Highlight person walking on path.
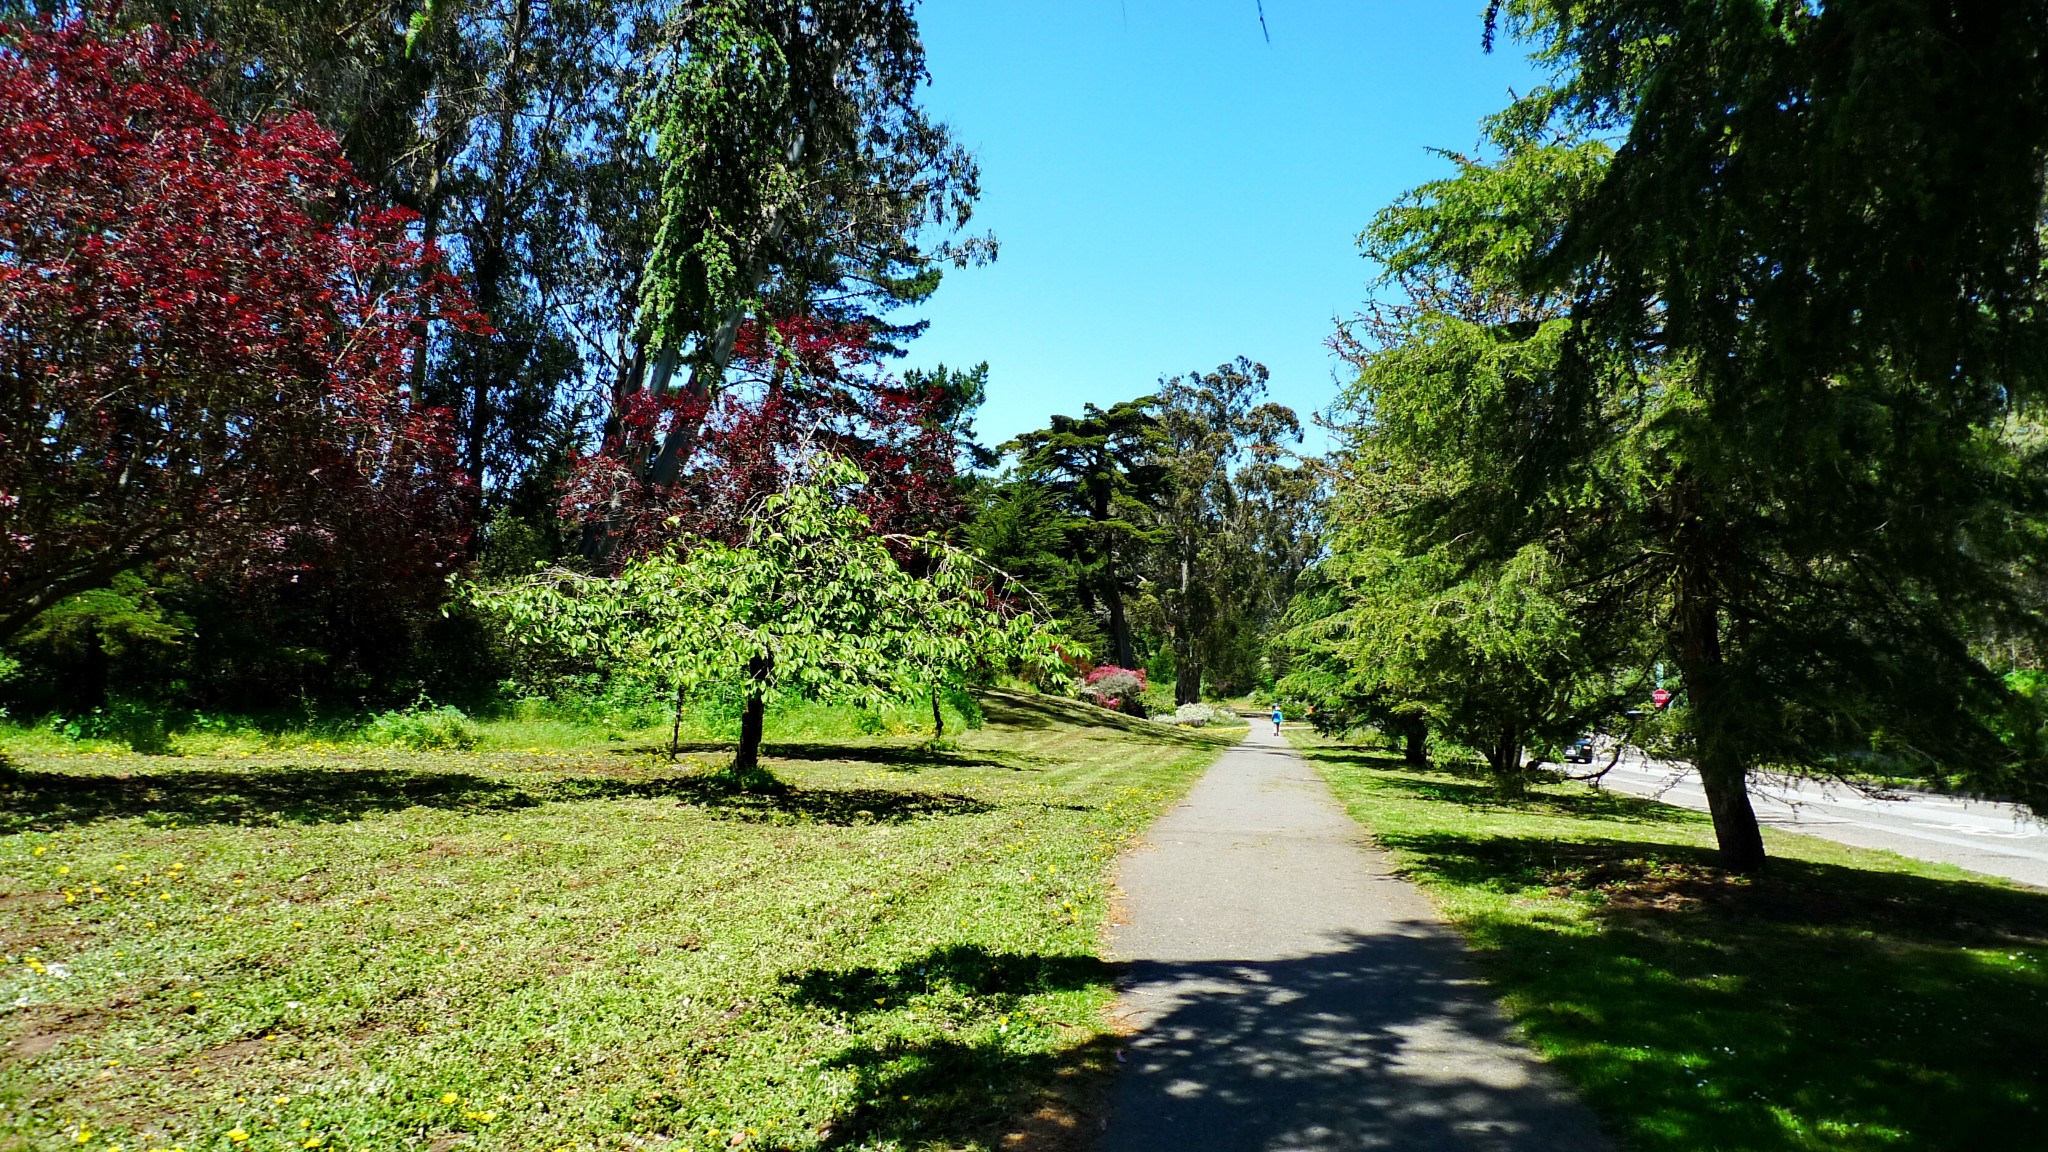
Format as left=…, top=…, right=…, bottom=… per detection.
left=1101, top=724, right=1609, bottom=1151
left=1270, top=703, right=1283, bottom=736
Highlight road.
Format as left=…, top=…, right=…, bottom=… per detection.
left=1590, top=755, right=2048, bottom=888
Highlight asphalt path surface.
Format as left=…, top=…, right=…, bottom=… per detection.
left=1591, top=755, right=2048, bottom=889
left=1100, top=727, right=1609, bottom=1152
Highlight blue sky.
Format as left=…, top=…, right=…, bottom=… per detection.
left=902, top=1, right=1544, bottom=455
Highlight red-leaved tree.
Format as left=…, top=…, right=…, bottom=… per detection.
left=0, top=14, right=479, bottom=640
left=564, top=316, right=963, bottom=564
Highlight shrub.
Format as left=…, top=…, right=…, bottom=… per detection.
left=1169, top=702, right=1234, bottom=727
left=53, top=698, right=172, bottom=754
left=1079, top=666, right=1149, bottom=717
left=363, top=704, right=479, bottom=751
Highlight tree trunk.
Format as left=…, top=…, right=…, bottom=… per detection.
left=735, top=690, right=766, bottom=775
left=1488, top=724, right=1524, bottom=796
left=1103, top=564, right=1136, bottom=670
left=1402, top=719, right=1427, bottom=768
left=1674, top=491, right=1767, bottom=872
left=1174, top=551, right=1199, bottom=705
left=931, top=685, right=945, bottom=739
left=669, top=682, right=685, bottom=760
left=733, top=653, right=772, bottom=780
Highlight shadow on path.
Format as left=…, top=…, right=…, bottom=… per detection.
left=1105, top=929, right=1606, bottom=1152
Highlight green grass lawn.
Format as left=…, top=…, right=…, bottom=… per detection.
left=1292, top=735, right=2048, bottom=1152
left=0, top=692, right=1235, bottom=1152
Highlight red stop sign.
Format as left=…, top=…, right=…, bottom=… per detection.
left=1651, top=688, right=1673, bottom=708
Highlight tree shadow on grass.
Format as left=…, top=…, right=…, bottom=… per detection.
left=976, top=691, right=1230, bottom=747
left=1382, top=829, right=2048, bottom=1152
left=783, top=944, right=1110, bottom=1013
left=773, top=944, right=1118, bottom=1150
left=0, top=764, right=991, bottom=834
left=813, top=1033, right=1119, bottom=1151
left=604, top=740, right=1042, bottom=772
left=1313, top=745, right=1698, bottom=827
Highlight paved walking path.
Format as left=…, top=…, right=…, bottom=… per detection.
left=1100, top=727, right=1609, bottom=1152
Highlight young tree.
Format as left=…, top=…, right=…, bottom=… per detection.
left=0, top=15, right=473, bottom=642
left=469, top=459, right=1068, bottom=778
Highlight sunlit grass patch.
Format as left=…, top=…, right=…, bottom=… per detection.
left=1294, top=733, right=2048, bottom=1152
left=0, top=692, right=1231, bottom=1151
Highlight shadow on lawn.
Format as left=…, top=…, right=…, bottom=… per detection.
left=785, top=944, right=1111, bottom=1012
left=1384, top=828, right=2048, bottom=1152
left=604, top=740, right=1039, bottom=772
left=0, top=764, right=990, bottom=833
left=774, top=944, right=1117, bottom=1150
left=1314, top=746, right=1698, bottom=826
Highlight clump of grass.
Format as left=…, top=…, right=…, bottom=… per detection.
left=1293, top=733, right=2048, bottom=1152
left=360, top=703, right=481, bottom=751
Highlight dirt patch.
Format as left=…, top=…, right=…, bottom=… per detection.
left=2, top=1005, right=99, bottom=1061
left=998, top=1036, right=1121, bottom=1152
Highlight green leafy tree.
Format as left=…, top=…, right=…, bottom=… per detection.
left=1005, top=400, right=1166, bottom=670
left=1328, top=2, right=2048, bottom=867
left=468, top=459, right=1068, bottom=779
left=1455, top=1, right=2048, bottom=868
left=1152, top=358, right=1318, bottom=703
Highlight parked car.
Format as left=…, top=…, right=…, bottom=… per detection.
left=1564, top=736, right=1595, bottom=763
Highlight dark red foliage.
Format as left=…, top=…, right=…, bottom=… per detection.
left=0, top=14, right=480, bottom=638
left=564, top=316, right=963, bottom=562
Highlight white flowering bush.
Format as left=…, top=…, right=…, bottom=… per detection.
left=1169, top=702, right=1234, bottom=727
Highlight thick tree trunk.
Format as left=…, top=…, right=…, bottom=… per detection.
left=1103, top=563, right=1136, bottom=671
left=1174, top=642, right=1200, bottom=706
left=1487, top=724, right=1523, bottom=796
left=1675, top=500, right=1767, bottom=872
left=1402, top=719, right=1427, bottom=768
left=734, top=690, right=766, bottom=774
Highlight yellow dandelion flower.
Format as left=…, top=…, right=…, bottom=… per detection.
left=440, top=1093, right=458, bottom=1105
left=32, top=846, right=45, bottom=856
left=303, top=1139, right=324, bottom=1149
left=72, top=1130, right=92, bottom=1144
left=227, top=1131, right=249, bottom=1144
left=273, top=1096, right=289, bottom=1105
left=114, top=864, right=126, bottom=872
left=58, top=866, right=70, bottom=875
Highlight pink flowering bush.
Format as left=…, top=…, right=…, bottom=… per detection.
left=1079, top=666, right=1149, bottom=717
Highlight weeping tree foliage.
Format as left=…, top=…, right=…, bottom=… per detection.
left=466, top=459, right=1070, bottom=779
left=628, top=0, right=986, bottom=481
